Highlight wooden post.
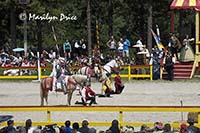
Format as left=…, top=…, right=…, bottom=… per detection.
left=119, top=111, right=123, bottom=133
left=170, top=10, right=175, bottom=33
left=190, top=11, right=200, bottom=78
left=196, top=11, right=199, bottom=55
left=47, top=110, right=51, bottom=124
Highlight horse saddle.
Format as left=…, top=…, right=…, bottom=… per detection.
left=54, top=78, right=65, bottom=92
left=43, top=77, right=53, bottom=91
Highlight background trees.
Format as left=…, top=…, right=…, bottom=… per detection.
left=0, top=0, right=195, bottom=55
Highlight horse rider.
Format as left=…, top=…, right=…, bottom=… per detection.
left=52, top=57, right=69, bottom=94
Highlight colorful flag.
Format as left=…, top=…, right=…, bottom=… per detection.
left=151, top=29, right=164, bottom=50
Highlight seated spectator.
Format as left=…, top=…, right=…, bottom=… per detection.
left=137, top=124, right=149, bottom=133
left=107, top=119, right=120, bottom=133
left=180, top=123, right=187, bottom=133
left=162, top=123, right=174, bottom=133
left=21, top=57, right=30, bottom=75
left=78, top=120, right=89, bottom=133
left=16, top=125, right=26, bottom=132
left=88, top=127, right=97, bottom=133
left=187, top=118, right=200, bottom=133
left=71, top=122, right=80, bottom=133
left=123, top=125, right=134, bottom=133
left=0, top=119, right=16, bottom=133
left=2, top=58, right=13, bottom=67
left=152, top=122, right=163, bottom=133
left=25, top=119, right=35, bottom=133
left=65, top=120, right=72, bottom=133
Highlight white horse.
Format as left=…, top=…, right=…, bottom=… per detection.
left=77, top=63, right=102, bottom=82
left=99, top=59, right=121, bottom=81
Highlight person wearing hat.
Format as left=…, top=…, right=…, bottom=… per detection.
left=101, top=73, right=114, bottom=97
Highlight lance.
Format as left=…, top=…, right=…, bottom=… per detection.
left=51, top=26, right=60, bottom=57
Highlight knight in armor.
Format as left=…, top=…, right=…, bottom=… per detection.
left=52, top=57, right=69, bottom=94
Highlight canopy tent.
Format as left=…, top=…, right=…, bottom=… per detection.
left=170, top=0, right=200, bottom=32
left=170, top=0, right=200, bottom=10
left=170, top=0, right=200, bottom=78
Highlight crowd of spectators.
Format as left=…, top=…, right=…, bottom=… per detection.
left=0, top=32, right=195, bottom=80
left=0, top=118, right=199, bottom=133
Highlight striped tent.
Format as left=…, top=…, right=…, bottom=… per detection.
left=170, top=0, right=200, bottom=32
left=170, top=0, right=200, bottom=10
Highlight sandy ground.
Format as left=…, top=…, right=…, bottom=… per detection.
left=0, top=78, right=200, bottom=131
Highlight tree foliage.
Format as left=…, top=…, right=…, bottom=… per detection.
left=0, top=0, right=196, bottom=53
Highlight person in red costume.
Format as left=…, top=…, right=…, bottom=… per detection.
left=114, top=72, right=124, bottom=94
left=80, top=82, right=97, bottom=106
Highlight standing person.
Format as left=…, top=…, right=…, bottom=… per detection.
left=63, top=39, right=72, bottom=60
left=180, top=34, right=189, bottom=62
left=65, top=120, right=72, bottom=133
left=117, top=38, right=124, bottom=57
left=136, top=37, right=144, bottom=52
left=106, top=35, right=117, bottom=57
left=114, top=72, right=124, bottom=94
left=169, top=33, right=179, bottom=61
left=101, top=73, right=114, bottom=97
left=80, top=38, right=87, bottom=56
left=163, top=51, right=175, bottom=81
left=74, top=39, right=81, bottom=57
left=123, top=36, right=131, bottom=58
left=80, top=82, right=97, bottom=106
left=180, top=34, right=194, bottom=62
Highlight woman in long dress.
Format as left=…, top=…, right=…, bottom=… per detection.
left=180, top=34, right=195, bottom=62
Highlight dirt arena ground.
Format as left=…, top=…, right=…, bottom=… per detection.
left=0, top=78, right=200, bottom=131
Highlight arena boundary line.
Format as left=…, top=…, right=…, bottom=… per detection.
left=0, top=105, right=199, bottom=130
